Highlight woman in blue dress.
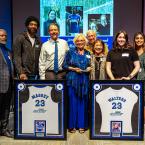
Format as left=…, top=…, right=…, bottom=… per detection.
left=63, top=34, right=91, bottom=133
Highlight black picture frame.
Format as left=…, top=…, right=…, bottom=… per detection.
left=14, top=80, right=66, bottom=140
left=90, top=80, right=144, bottom=140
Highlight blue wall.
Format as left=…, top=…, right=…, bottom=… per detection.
left=0, top=0, right=12, bottom=49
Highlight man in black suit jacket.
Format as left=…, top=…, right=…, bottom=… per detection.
left=0, top=29, right=13, bottom=137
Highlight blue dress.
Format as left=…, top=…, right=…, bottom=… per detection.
left=63, top=49, right=91, bottom=129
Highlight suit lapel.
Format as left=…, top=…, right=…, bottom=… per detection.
left=0, top=48, right=14, bottom=75
left=0, top=48, right=7, bottom=64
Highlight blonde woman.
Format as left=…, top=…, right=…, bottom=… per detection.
left=63, top=34, right=91, bottom=133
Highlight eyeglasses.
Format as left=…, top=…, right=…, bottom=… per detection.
left=0, top=35, right=7, bottom=37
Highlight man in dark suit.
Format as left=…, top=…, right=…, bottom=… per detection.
left=13, top=16, right=42, bottom=80
left=0, top=29, right=13, bottom=137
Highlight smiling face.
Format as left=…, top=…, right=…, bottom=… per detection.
left=27, top=21, right=38, bottom=35
left=94, top=41, right=104, bottom=55
left=86, top=31, right=96, bottom=44
left=48, top=10, right=56, bottom=20
left=134, top=34, right=145, bottom=47
left=49, top=24, right=59, bottom=40
left=0, top=29, right=7, bottom=44
left=116, top=32, right=126, bottom=47
left=75, top=36, right=86, bottom=50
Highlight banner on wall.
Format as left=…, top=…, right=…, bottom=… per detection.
left=90, top=80, right=144, bottom=140
left=15, top=80, right=66, bottom=140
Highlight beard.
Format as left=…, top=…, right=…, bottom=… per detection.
left=0, top=40, right=6, bottom=44
left=27, top=27, right=37, bottom=35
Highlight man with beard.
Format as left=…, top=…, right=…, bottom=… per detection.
left=39, top=23, right=69, bottom=80
left=13, top=16, right=42, bottom=80
left=0, top=29, right=13, bottom=137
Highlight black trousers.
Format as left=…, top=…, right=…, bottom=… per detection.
left=0, top=84, right=12, bottom=121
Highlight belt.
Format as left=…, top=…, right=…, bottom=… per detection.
left=46, top=70, right=66, bottom=74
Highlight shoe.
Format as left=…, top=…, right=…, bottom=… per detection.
left=1, top=129, right=14, bottom=138
left=69, top=128, right=76, bottom=133
left=79, top=128, right=85, bottom=134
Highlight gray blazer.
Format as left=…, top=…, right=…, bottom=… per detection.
left=0, top=47, right=13, bottom=93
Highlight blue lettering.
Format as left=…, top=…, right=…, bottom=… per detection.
left=108, top=96, right=126, bottom=102
left=31, top=93, right=49, bottom=99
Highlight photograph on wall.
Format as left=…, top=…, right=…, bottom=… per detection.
left=88, top=14, right=110, bottom=36
left=90, top=81, right=144, bottom=140
left=65, top=6, right=83, bottom=36
left=42, top=6, right=60, bottom=36
left=15, top=80, right=66, bottom=139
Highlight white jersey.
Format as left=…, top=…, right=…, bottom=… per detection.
left=96, top=87, right=138, bottom=133
left=22, top=86, right=59, bottom=134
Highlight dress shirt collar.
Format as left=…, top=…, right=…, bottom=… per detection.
left=49, top=38, right=60, bottom=43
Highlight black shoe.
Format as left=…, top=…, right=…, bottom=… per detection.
left=1, top=129, right=14, bottom=138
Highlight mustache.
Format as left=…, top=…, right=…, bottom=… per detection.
left=51, top=32, right=58, bottom=35
left=27, top=28, right=37, bottom=33
left=0, top=40, right=7, bottom=44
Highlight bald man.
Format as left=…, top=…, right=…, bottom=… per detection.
left=0, top=29, right=13, bottom=137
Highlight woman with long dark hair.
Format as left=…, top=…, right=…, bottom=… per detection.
left=106, top=30, right=140, bottom=80
left=43, top=9, right=60, bottom=36
left=134, top=32, right=145, bottom=80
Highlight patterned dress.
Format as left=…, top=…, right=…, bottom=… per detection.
left=63, top=48, right=91, bottom=129
left=137, top=53, right=145, bottom=80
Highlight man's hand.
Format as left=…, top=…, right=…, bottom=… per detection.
left=19, top=74, right=28, bottom=80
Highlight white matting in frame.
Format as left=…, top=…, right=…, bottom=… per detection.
left=15, top=80, right=66, bottom=140
left=90, top=80, right=144, bottom=140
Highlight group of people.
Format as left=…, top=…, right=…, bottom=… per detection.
left=0, top=15, right=145, bottom=137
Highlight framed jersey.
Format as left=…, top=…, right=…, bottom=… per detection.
left=14, top=80, right=66, bottom=140
left=90, top=80, right=144, bottom=140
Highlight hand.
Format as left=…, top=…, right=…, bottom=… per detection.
left=19, top=74, right=28, bottom=80
left=74, top=67, right=82, bottom=73
left=121, top=77, right=130, bottom=80
left=86, top=67, right=92, bottom=72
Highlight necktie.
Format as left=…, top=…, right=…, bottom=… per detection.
left=54, top=41, right=59, bottom=73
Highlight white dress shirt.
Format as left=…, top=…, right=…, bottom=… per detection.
left=39, top=38, right=69, bottom=80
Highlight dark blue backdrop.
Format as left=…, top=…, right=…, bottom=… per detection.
left=0, top=0, right=12, bottom=49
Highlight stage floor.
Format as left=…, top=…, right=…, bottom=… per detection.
left=0, top=130, right=144, bottom=145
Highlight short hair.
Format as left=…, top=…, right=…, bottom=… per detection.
left=73, top=33, right=87, bottom=44
left=86, top=30, right=96, bottom=38
left=0, top=29, right=7, bottom=34
left=25, top=16, right=40, bottom=28
left=48, top=23, right=59, bottom=31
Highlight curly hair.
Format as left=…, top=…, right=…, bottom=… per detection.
left=25, top=16, right=40, bottom=28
